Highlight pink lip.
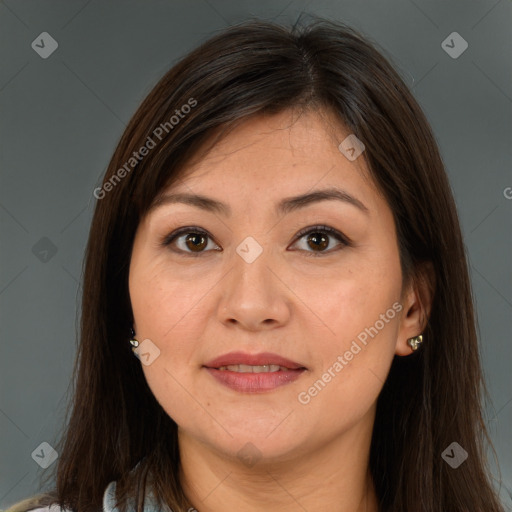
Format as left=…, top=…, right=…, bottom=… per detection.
left=203, top=352, right=307, bottom=393
left=204, top=351, right=305, bottom=369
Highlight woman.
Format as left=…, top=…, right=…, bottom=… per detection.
left=8, top=17, right=505, bottom=512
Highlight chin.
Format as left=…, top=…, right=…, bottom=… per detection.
left=193, top=422, right=312, bottom=466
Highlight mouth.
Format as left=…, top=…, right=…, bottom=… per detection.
left=203, top=352, right=307, bottom=392
left=216, top=364, right=296, bottom=373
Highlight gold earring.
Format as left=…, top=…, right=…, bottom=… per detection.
left=407, top=334, right=423, bottom=351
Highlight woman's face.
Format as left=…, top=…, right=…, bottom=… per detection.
left=129, top=109, right=417, bottom=463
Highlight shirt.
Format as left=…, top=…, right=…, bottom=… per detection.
left=27, top=479, right=174, bottom=512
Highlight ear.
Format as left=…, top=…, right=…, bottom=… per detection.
left=395, top=261, right=436, bottom=356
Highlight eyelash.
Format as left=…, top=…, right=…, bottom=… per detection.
left=160, top=225, right=351, bottom=258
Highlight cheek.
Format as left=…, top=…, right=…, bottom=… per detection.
left=294, top=255, right=401, bottom=348
left=130, top=258, right=206, bottom=334
left=130, top=261, right=214, bottom=426
left=129, top=257, right=222, bottom=390
left=292, top=257, right=401, bottom=413
left=295, top=308, right=398, bottom=433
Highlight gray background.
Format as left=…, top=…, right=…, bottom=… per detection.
left=0, top=0, right=511, bottom=509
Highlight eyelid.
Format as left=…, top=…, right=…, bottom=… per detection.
left=161, top=224, right=351, bottom=255
left=289, top=224, right=351, bottom=256
left=161, top=226, right=213, bottom=246
left=293, top=224, right=351, bottom=246
left=160, top=225, right=220, bottom=256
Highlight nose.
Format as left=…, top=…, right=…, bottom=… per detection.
left=217, top=245, right=291, bottom=331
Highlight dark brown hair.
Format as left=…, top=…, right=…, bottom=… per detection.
left=8, top=17, right=504, bottom=512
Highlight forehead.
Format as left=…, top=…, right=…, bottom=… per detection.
left=172, top=110, right=375, bottom=195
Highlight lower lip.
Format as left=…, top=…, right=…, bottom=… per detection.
left=204, top=367, right=306, bottom=392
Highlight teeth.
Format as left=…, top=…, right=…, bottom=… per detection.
left=217, top=364, right=287, bottom=373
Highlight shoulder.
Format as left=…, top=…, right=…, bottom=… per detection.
left=4, top=495, right=72, bottom=512
left=5, top=505, right=73, bottom=512
left=7, top=479, right=145, bottom=512
left=23, top=508, right=73, bottom=512
left=8, top=481, right=115, bottom=512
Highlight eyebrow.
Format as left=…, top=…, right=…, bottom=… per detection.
left=149, top=187, right=370, bottom=217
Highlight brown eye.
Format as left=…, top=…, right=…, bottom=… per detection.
left=306, top=232, right=329, bottom=251
left=185, top=233, right=208, bottom=252
left=162, top=227, right=221, bottom=256
left=291, top=225, right=350, bottom=256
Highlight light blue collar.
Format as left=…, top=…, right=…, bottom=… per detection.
left=102, top=479, right=174, bottom=512
left=102, top=480, right=118, bottom=512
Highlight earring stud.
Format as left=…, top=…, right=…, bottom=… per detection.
left=407, top=334, right=423, bottom=351
left=129, top=327, right=139, bottom=349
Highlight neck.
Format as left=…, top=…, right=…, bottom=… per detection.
left=178, top=414, right=379, bottom=512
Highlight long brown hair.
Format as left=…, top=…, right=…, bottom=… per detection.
left=7, top=17, right=504, bottom=512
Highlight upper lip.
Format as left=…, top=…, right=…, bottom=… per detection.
left=204, top=352, right=306, bottom=370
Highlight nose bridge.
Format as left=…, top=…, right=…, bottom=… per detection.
left=218, top=236, right=289, bottom=328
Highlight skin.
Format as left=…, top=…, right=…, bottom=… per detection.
left=129, top=108, right=433, bottom=512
